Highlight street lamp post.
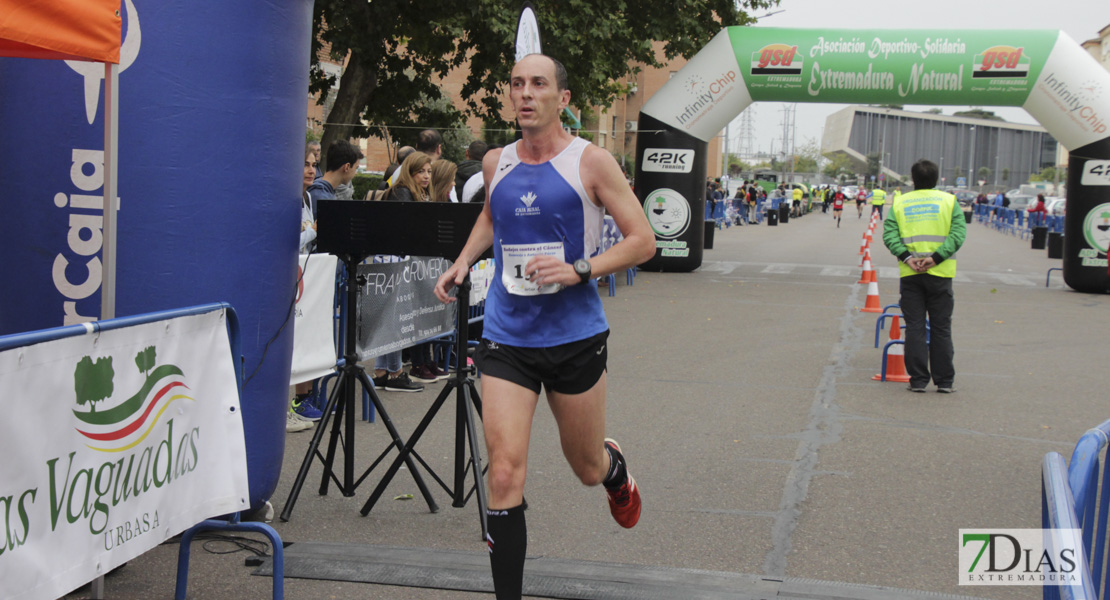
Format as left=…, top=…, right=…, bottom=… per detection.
left=968, top=125, right=976, bottom=190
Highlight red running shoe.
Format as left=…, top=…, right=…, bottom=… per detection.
left=604, top=438, right=641, bottom=528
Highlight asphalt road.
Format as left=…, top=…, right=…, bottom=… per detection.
left=66, top=207, right=1108, bottom=599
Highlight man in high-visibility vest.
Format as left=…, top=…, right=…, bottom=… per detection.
left=882, top=159, right=966, bottom=394
left=870, top=187, right=887, bottom=220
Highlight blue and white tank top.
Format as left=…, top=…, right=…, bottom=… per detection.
left=484, top=137, right=607, bottom=347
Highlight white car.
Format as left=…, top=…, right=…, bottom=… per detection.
left=1045, top=197, right=1066, bottom=216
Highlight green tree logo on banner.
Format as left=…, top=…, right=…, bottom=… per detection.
left=74, top=356, right=115, bottom=413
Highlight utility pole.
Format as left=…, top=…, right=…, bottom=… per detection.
left=967, top=125, right=976, bottom=190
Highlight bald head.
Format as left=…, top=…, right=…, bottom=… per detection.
left=516, top=53, right=568, bottom=91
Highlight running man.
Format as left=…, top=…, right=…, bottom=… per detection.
left=832, top=186, right=845, bottom=227
left=856, top=187, right=868, bottom=218
left=434, top=53, right=655, bottom=600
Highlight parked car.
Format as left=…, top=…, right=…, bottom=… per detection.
left=1007, top=194, right=1034, bottom=212
left=1045, top=197, right=1066, bottom=216
left=951, top=190, right=977, bottom=206
left=841, top=185, right=859, bottom=198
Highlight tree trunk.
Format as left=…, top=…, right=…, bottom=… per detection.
left=319, top=49, right=377, bottom=168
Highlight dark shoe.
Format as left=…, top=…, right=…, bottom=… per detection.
left=906, top=385, right=927, bottom=393
left=409, top=364, right=438, bottom=383
left=371, top=373, right=388, bottom=388
left=384, top=372, right=424, bottom=393
left=936, top=387, right=957, bottom=394
left=427, top=364, right=451, bottom=381
left=604, top=439, right=641, bottom=529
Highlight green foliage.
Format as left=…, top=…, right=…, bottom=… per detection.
left=306, top=128, right=320, bottom=144
left=135, top=346, right=156, bottom=376
left=75, top=356, right=114, bottom=412
left=822, top=153, right=855, bottom=179
left=953, top=166, right=964, bottom=179
left=977, top=166, right=991, bottom=182
left=352, top=173, right=384, bottom=200
left=953, top=108, right=1004, bottom=122
left=1001, top=168, right=1010, bottom=183
left=924, top=108, right=943, bottom=114
left=866, top=152, right=881, bottom=177
left=311, top=0, right=777, bottom=153
left=1030, top=166, right=1064, bottom=182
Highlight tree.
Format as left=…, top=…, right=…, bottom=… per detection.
left=953, top=166, right=964, bottom=180
left=822, top=153, right=855, bottom=180
left=1002, top=168, right=1010, bottom=186
left=924, top=108, right=944, bottom=114
left=310, top=0, right=777, bottom=163
left=793, top=138, right=821, bottom=173
left=135, top=346, right=156, bottom=378
left=866, top=152, right=881, bottom=178
left=953, top=108, right=1005, bottom=122
left=75, top=356, right=114, bottom=413
left=977, top=166, right=991, bottom=184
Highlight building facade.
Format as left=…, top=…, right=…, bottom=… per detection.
left=822, top=106, right=1058, bottom=189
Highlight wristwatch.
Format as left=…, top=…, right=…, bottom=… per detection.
left=573, top=259, right=592, bottom=284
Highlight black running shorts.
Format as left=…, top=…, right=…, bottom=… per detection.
left=474, top=330, right=609, bottom=395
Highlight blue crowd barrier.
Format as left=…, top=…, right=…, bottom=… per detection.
left=1041, top=417, right=1110, bottom=599
left=1043, top=453, right=1098, bottom=600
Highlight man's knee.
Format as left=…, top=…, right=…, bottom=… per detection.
left=487, top=459, right=526, bottom=495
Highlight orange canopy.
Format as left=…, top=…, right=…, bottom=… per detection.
left=0, top=0, right=121, bottom=63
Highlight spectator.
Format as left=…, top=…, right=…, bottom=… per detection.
left=1027, top=193, right=1048, bottom=224
left=381, top=145, right=416, bottom=190
left=456, top=140, right=488, bottom=197
left=383, top=152, right=434, bottom=202
left=431, top=159, right=458, bottom=203
left=307, top=141, right=322, bottom=180
left=416, top=129, right=443, bottom=159
left=289, top=148, right=323, bottom=431
left=306, top=140, right=362, bottom=209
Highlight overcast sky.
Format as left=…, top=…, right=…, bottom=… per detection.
left=731, top=0, right=1109, bottom=158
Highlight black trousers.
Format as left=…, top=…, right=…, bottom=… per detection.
left=899, top=274, right=955, bottom=388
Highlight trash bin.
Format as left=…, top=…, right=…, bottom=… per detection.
left=963, top=210, right=973, bottom=224
left=1031, top=226, right=1048, bottom=250
left=779, top=205, right=789, bottom=224
left=1047, top=232, right=1064, bottom=259
left=766, top=208, right=778, bottom=226
left=704, top=220, right=715, bottom=249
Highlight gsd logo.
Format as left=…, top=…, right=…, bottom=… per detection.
left=972, top=46, right=1029, bottom=78
left=750, top=44, right=802, bottom=76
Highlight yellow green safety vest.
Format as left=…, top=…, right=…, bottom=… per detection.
left=871, top=189, right=886, bottom=205
left=891, top=189, right=957, bottom=278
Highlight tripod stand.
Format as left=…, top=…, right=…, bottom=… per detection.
left=360, top=275, right=488, bottom=538
left=280, top=254, right=437, bottom=522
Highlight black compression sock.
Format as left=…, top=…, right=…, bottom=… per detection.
left=486, top=505, right=526, bottom=599
left=603, top=444, right=628, bottom=490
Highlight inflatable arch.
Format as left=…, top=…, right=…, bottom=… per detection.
left=0, top=0, right=314, bottom=509
left=635, top=28, right=1110, bottom=293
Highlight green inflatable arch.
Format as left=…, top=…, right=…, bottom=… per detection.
left=635, top=27, right=1110, bottom=293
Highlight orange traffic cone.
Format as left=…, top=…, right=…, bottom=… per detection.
left=859, top=245, right=871, bottom=267
left=858, top=253, right=876, bottom=284
left=860, top=279, right=882, bottom=313
left=858, top=232, right=868, bottom=255
left=873, top=315, right=911, bottom=382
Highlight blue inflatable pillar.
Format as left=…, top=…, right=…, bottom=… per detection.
left=0, top=0, right=314, bottom=509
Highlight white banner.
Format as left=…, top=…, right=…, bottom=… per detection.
left=0, top=310, right=249, bottom=600
left=290, top=253, right=339, bottom=385
left=640, top=29, right=754, bottom=142
left=1024, top=31, right=1110, bottom=152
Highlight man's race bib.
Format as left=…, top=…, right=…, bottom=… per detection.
left=501, top=241, right=565, bottom=296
